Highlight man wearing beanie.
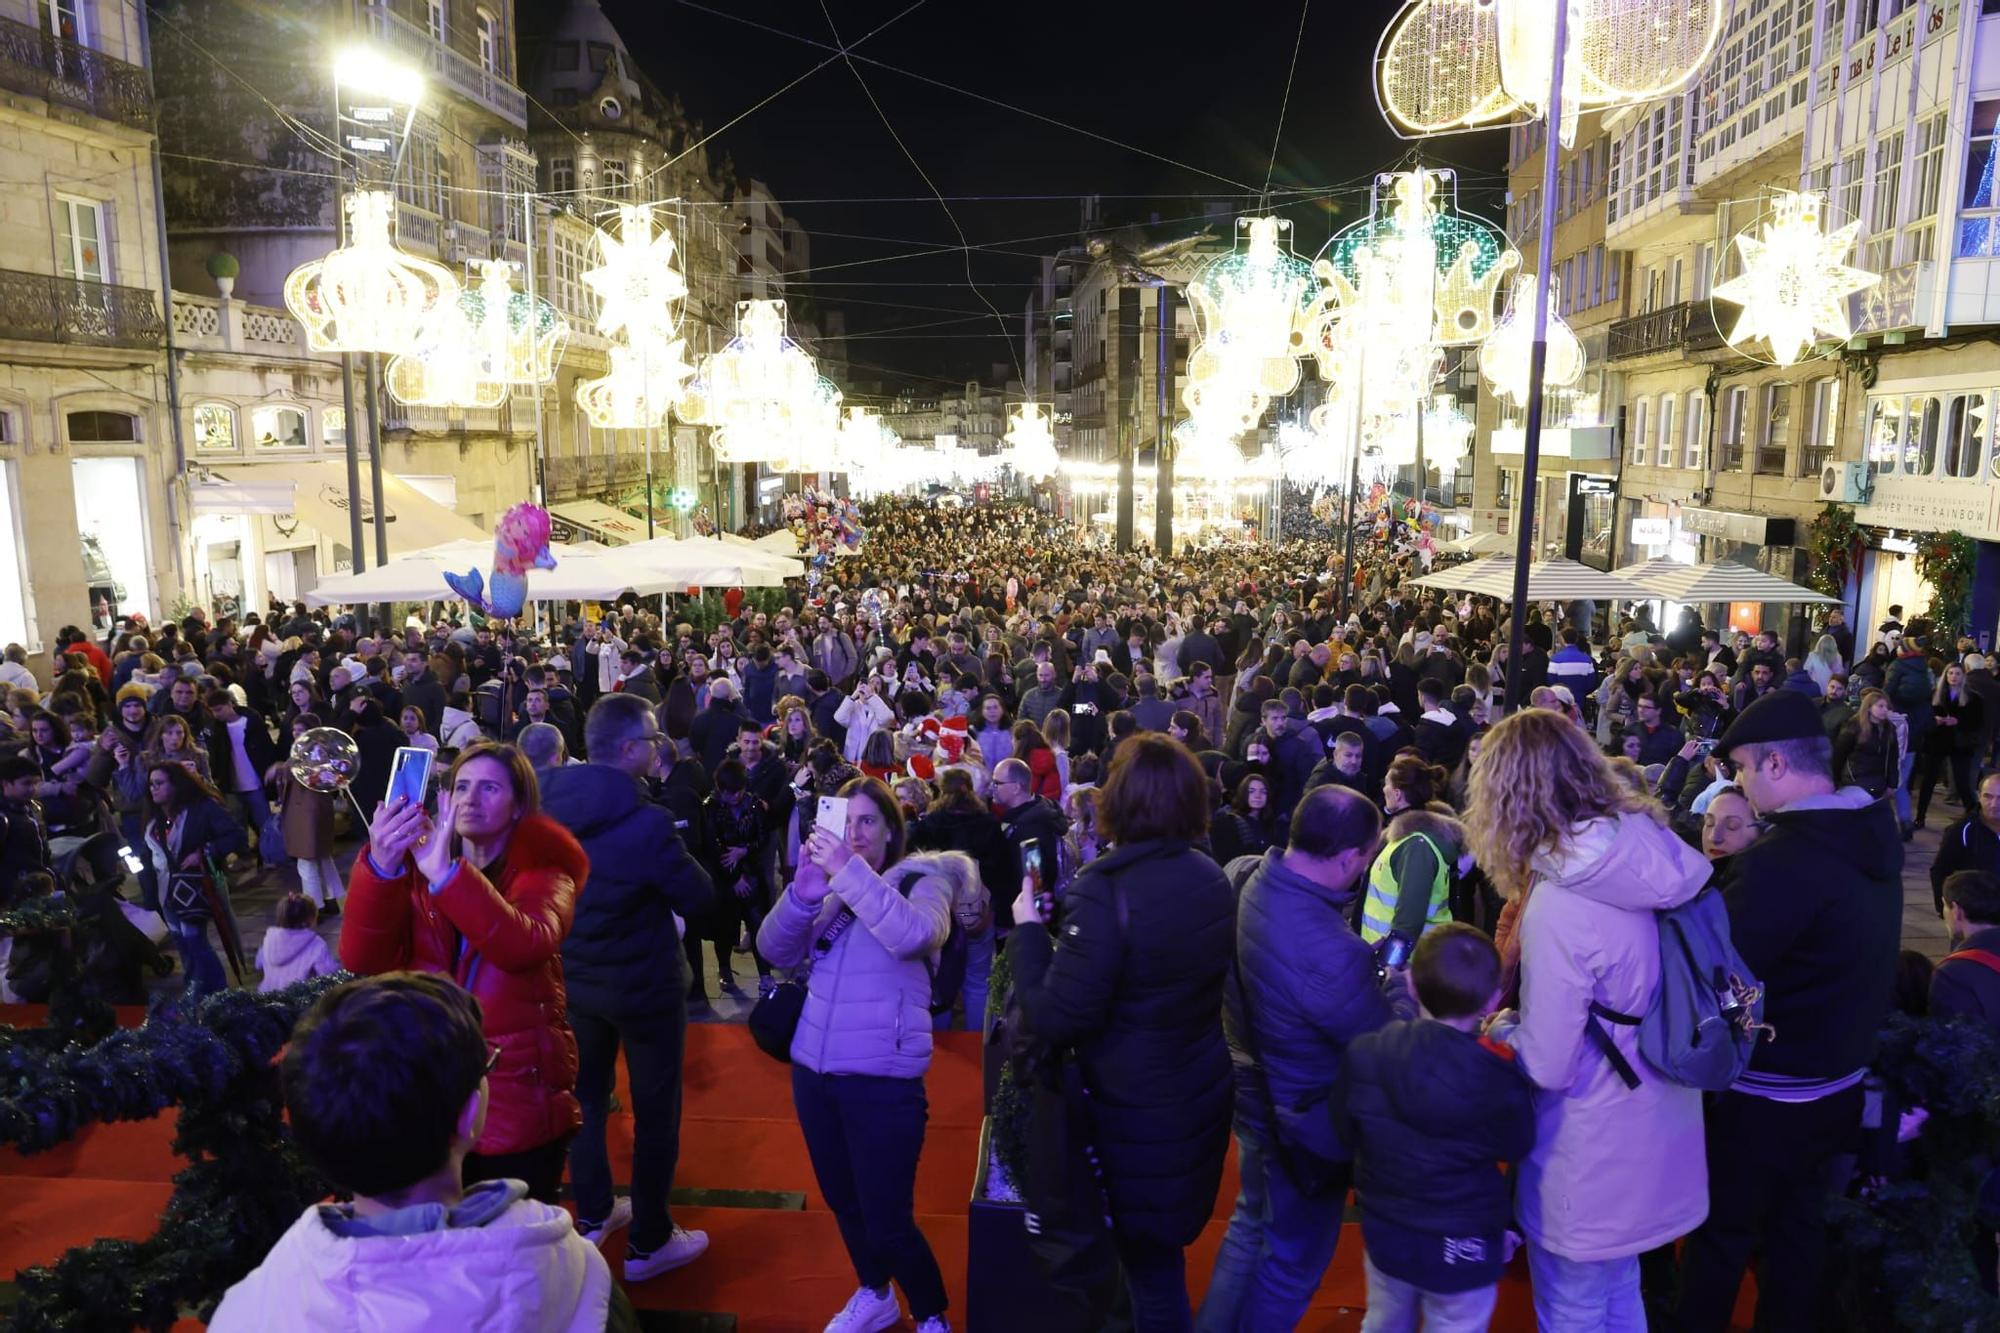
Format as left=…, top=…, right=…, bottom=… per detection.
left=1676, top=688, right=1902, bottom=1331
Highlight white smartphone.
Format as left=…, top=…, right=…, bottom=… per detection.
left=816, top=795, right=850, bottom=836
left=388, top=746, right=434, bottom=810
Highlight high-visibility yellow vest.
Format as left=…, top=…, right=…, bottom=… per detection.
left=1361, top=831, right=1451, bottom=945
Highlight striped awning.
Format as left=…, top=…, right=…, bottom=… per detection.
left=1406, top=555, right=1508, bottom=590
left=1614, top=558, right=1840, bottom=605
left=1437, top=556, right=1654, bottom=602
left=1440, top=530, right=1511, bottom=555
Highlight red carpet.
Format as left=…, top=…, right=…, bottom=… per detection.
left=0, top=1014, right=1753, bottom=1329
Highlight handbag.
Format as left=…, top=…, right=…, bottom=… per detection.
left=747, top=901, right=862, bottom=1063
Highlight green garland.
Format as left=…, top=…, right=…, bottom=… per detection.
left=1806, top=502, right=1860, bottom=601
left=2, top=975, right=346, bottom=1331
left=1826, top=1014, right=2000, bottom=1330
left=0, top=895, right=115, bottom=1049
left=1916, top=531, right=1979, bottom=637
left=985, top=946, right=1029, bottom=1191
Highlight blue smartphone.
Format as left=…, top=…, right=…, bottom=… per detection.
left=387, top=746, right=433, bottom=811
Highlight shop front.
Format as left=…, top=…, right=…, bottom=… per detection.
left=1672, top=506, right=1814, bottom=648
left=1855, top=471, right=2000, bottom=651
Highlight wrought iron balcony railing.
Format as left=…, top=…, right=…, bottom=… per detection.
left=0, top=13, right=153, bottom=129
left=1606, top=300, right=1725, bottom=361
left=0, top=269, right=163, bottom=349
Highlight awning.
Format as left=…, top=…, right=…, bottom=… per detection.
left=547, top=499, right=652, bottom=546
left=1613, top=558, right=1839, bottom=605
left=187, top=462, right=485, bottom=554
left=1440, top=530, right=1510, bottom=555
left=1410, top=556, right=1652, bottom=600
left=304, top=540, right=683, bottom=606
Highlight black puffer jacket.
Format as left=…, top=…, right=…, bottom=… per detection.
left=1006, top=839, right=1234, bottom=1247
left=997, top=796, right=1069, bottom=921
left=1330, top=1019, right=1537, bottom=1235
left=910, top=804, right=1014, bottom=908
left=542, top=763, right=714, bottom=1016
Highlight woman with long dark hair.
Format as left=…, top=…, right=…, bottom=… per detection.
left=144, top=760, right=245, bottom=996
left=758, top=777, right=965, bottom=1332
left=1210, top=770, right=1280, bottom=867
left=1011, top=718, right=1063, bottom=801
left=1916, top=663, right=1984, bottom=827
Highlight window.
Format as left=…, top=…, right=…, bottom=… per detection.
left=251, top=405, right=307, bottom=451
left=1694, top=242, right=1716, bottom=300
left=1591, top=243, right=1605, bottom=307
left=1758, top=383, right=1792, bottom=473
left=1607, top=250, right=1621, bottom=303
left=55, top=195, right=105, bottom=283
left=1907, top=395, right=1940, bottom=475
left=600, top=159, right=628, bottom=200
left=549, top=156, right=573, bottom=196
left=1907, top=112, right=1947, bottom=262
left=1961, top=101, right=2000, bottom=256
left=1657, top=394, right=1676, bottom=468
left=426, top=0, right=446, bottom=42
left=1836, top=148, right=1866, bottom=242
left=1719, top=386, right=1748, bottom=469
left=1944, top=393, right=1986, bottom=478
left=323, top=407, right=346, bottom=448
left=549, top=40, right=578, bottom=71
left=65, top=410, right=136, bottom=444
left=476, top=8, right=499, bottom=74
left=1802, top=378, right=1839, bottom=475
left=1684, top=391, right=1706, bottom=469
left=1632, top=397, right=1650, bottom=465
left=0, top=461, right=30, bottom=649
left=1868, top=396, right=1904, bottom=473
left=1867, top=130, right=1905, bottom=271
left=192, top=403, right=235, bottom=453
left=1856, top=0, right=1879, bottom=35
left=72, top=457, right=150, bottom=625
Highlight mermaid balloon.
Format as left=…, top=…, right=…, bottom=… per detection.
left=445, top=502, right=555, bottom=620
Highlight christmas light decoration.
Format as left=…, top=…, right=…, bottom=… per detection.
left=834, top=406, right=899, bottom=476
left=284, top=190, right=459, bottom=354
left=386, top=259, right=568, bottom=409
left=1376, top=0, right=1726, bottom=148
left=1181, top=216, right=1323, bottom=435
left=1712, top=190, right=1880, bottom=367
left=1481, top=272, right=1585, bottom=404
left=679, top=300, right=824, bottom=464
left=573, top=204, right=693, bottom=429
left=1002, top=402, right=1061, bottom=481
left=1277, top=419, right=1352, bottom=493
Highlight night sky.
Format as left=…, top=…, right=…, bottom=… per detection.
left=524, top=0, right=1505, bottom=392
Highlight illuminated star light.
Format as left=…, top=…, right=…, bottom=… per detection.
left=1003, top=402, right=1061, bottom=481
left=581, top=203, right=689, bottom=342
left=1713, top=191, right=1880, bottom=367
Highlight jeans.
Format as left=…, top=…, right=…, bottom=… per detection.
left=1527, top=1247, right=1645, bottom=1332
left=1197, top=1124, right=1349, bottom=1333
left=1359, top=1254, right=1499, bottom=1333
left=1895, top=750, right=1916, bottom=825
left=466, top=1133, right=574, bottom=1206
left=1676, top=1085, right=1864, bottom=1332
left=792, top=1065, right=949, bottom=1321
left=934, top=922, right=995, bottom=1031
left=569, top=1002, right=686, bottom=1253
left=1117, top=1232, right=1194, bottom=1333
left=169, top=918, right=225, bottom=997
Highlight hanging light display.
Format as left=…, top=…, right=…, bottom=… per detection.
left=1277, top=418, right=1352, bottom=493
left=1375, top=0, right=1726, bottom=148
left=1002, top=402, right=1061, bottom=481
left=1181, top=216, right=1323, bottom=436
left=386, top=258, right=568, bottom=409
left=834, top=405, right=899, bottom=476
left=768, top=377, right=846, bottom=473
left=573, top=204, right=693, bottom=429
left=1481, top=272, right=1586, bottom=405
left=678, top=300, right=824, bottom=464
left=1712, top=190, right=1880, bottom=367
left=284, top=190, right=460, bottom=354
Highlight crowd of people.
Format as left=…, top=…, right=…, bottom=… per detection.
left=4, top=495, right=1993, bottom=1332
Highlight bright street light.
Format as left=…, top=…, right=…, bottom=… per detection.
left=333, top=48, right=425, bottom=105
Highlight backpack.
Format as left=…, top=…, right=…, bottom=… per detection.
left=1585, top=886, right=1770, bottom=1092
left=897, top=869, right=968, bottom=1017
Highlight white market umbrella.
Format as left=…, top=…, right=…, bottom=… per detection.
left=623, top=537, right=796, bottom=589
left=304, top=540, right=677, bottom=606
left=1436, top=556, right=1654, bottom=602
left=1441, top=530, right=1510, bottom=555
left=1615, top=557, right=1840, bottom=605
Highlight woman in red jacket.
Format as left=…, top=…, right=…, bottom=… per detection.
left=1011, top=719, right=1063, bottom=801
left=339, top=740, right=588, bottom=1203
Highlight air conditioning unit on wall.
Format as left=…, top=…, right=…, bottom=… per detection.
left=1820, top=461, right=1872, bottom=504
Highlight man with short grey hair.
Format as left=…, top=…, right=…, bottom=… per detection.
left=517, top=721, right=568, bottom=775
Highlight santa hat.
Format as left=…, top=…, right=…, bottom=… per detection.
left=940, top=716, right=969, bottom=735
left=905, top=754, right=937, bottom=782
left=918, top=717, right=943, bottom=741
left=936, top=732, right=966, bottom=764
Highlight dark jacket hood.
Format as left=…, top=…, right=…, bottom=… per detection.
left=536, top=765, right=643, bottom=842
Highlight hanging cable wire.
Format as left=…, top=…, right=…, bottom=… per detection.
left=1263, top=0, right=1311, bottom=204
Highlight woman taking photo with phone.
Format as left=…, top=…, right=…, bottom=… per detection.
left=340, top=740, right=589, bottom=1204
left=757, top=777, right=964, bottom=1333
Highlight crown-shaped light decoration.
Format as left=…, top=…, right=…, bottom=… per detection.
left=679, top=300, right=824, bottom=464
left=1481, top=272, right=1585, bottom=405
left=1002, top=402, right=1061, bottom=481
left=284, top=190, right=460, bottom=354
left=1180, top=216, right=1322, bottom=437
left=1713, top=190, right=1880, bottom=367
left=573, top=205, right=692, bottom=428
left=386, top=259, right=568, bottom=409
left=576, top=340, right=697, bottom=430
left=768, top=377, right=846, bottom=473
left=1376, top=0, right=1726, bottom=149
left=833, top=406, right=899, bottom=476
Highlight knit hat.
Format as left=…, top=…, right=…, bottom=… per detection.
left=115, top=682, right=151, bottom=706
left=1716, top=688, right=1825, bottom=755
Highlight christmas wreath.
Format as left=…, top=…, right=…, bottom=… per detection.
left=1916, top=531, right=1978, bottom=637
left=1806, top=502, right=1861, bottom=601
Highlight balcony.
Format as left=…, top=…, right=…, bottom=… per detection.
left=361, top=4, right=526, bottom=129
left=0, top=269, right=162, bottom=349
left=1606, top=301, right=1725, bottom=362
left=545, top=453, right=649, bottom=500
left=0, top=13, right=152, bottom=130
left=170, top=294, right=305, bottom=353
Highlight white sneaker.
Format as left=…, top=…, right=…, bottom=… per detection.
left=915, top=1318, right=952, bottom=1333
left=824, top=1284, right=903, bottom=1332
left=577, top=1196, right=631, bottom=1248
left=624, top=1226, right=708, bottom=1282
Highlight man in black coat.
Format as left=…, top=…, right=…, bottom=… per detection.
left=688, top=678, right=750, bottom=775
left=990, top=758, right=1069, bottom=931
left=1931, top=770, right=2000, bottom=916
left=541, top=694, right=714, bottom=1278
left=1678, top=691, right=1902, bottom=1333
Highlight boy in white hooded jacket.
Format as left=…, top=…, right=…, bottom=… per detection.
left=212, top=972, right=630, bottom=1332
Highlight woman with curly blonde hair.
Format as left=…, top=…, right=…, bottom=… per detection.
left=1465, top=708, right=1711, bottom=1331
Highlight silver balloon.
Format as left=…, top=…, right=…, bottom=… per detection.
left=289, top=726, right=360, bottom=793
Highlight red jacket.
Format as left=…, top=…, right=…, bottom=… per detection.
left=1024, top=745, right=1062, bottom=802
left=339, top=812, right=589, bottom=1156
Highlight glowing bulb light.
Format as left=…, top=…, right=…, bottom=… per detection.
left=1481, top=272, right=1585, bottom=405
left=1003, top=402, right=1060, bottom=481
left=1181, top=216, right=1322, bottom=435
left=386, top=259, right=567, bottom=409
left=835, top=406, right=899, bottom=476
left=574, top=204, right=693, bottom=429
left=679, top=300, right=824, bottom=464
left=284, top=190, right=459, bottom=354
left=1376, top=0, right=1727, bottom=148
left=1712, top=190, right=1880, bottom=367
